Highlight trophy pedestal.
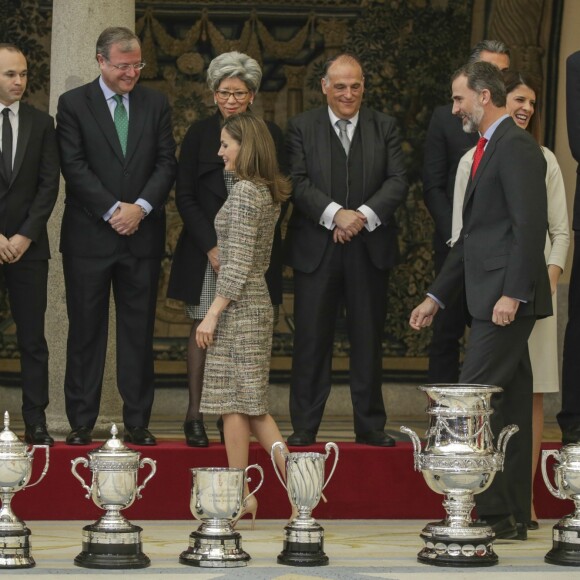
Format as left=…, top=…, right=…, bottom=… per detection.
left=417, top=522, right=497, bottom=567
left=179, top=526, right=250, bottom=567
left=0, top=527, right=35, bottom=569
left=545, top=522, right=580, bottom=566
left=74, top=523, right=150, bottom=569
left=277, top=520, right=329, bottom=566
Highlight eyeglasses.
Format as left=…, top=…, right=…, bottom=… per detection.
left=106, top=60, right=146, bottom=72
left=215, top=89, right=250, bottom=102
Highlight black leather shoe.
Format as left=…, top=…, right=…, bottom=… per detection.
left=528, top=520, right=539, bottom=531
left=184, top=420, right=209, bottom=447
left=24, top=424, right=54, bottom=446
left=287, top=430, right=316, bottom=446
left=562, top=425, right=580, bottom=445
left=355, top=430, right=396, bottom=447
left=124, top=426, right=157, bottom=446
left=66, top=426, right=92, bottom=445
left=478, top=515, right=527, bottom=540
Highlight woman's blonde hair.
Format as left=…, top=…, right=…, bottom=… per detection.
left=221, top=113, right=291, bottom=203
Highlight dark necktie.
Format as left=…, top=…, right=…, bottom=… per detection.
left=113, top=94, right=128, bottom=156
left=471, top=137, right=488, bottom=177
left=336, top=119, right=351, bottom=154
left=2, top=108, right=13, bottom=181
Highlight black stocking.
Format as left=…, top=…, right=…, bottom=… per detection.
left=185, top=320, right=207, bottom=421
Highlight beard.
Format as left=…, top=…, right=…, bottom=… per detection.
left=462, top=102, right=484, bottom=134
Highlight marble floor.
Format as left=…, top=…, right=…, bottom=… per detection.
left=6, top=519, right=578, bottom=579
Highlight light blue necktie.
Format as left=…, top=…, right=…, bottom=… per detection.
left=336, top=119, right=351, bottom=154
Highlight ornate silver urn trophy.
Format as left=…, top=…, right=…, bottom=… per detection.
left=179, top=465, right=264, bottom=567
left=542, top=443, right=580, bottom=566
left=70, top=424, right=156, bottom=569
left=271, top=441, right=339, bottom=566
left=401, top=384, right=518, bottom=567
left=0, top=411, right=50, bottom=569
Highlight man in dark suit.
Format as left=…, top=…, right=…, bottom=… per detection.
left=411, top=61, right=551, bottom=539
left=423, top=40, right=510, bottom=383
left=284, top=54, right=408, bottom=447
left=0, top=44, right=59, bottom=445
left=559, top=50, right=580, bottom=444
left=56, top=27, right=176, bottom=445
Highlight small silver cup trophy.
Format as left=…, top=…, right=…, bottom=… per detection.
left=70, top=424, right=156, bottom=569
left=0, top=411, right=49, bottom=569
left=271, top=441, right=339, bottom=566
left=401, top=384, right=518, bottom=567
left=542, top=443, right=580, bottom=565
left=179, top=465, right=264, bottom=567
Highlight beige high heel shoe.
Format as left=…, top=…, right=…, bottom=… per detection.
left=233, top=495, right=258, bottom=530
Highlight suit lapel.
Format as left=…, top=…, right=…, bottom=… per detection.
left=10, top=103, right=32, bottom=186
left=359, top=108, right=372, bottom=193
left=316, top=109, right=332, bottom=195
left=125, top=85, right=146, bottom=166
left=86, top=79, right=125, bottom=163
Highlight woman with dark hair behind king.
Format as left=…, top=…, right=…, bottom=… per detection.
left=167, top=51, right=286, bottom=447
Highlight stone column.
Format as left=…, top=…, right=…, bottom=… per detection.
left=46, top=0, right=135, bottom=436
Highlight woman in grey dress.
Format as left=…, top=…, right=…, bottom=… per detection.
left=197, top=112, right=291, bottom=524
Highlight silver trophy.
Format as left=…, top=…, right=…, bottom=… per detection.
left=401, top=384, right=518, bottom=567
left=271, top=441, right=339, bottom=566
left=179, top=465, right=264, bottom=567
left=0, top=411, right=49, bottom=569
left=70, top=424, right=156, bottom=569
left=542, top=443, right=580, bottom=565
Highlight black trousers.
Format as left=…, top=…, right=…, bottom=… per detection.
left=460, top=316, right=535, bottom=524
left=559, top=230, right=580, bottom=432
left=427, top=246, right=467, bottom=383
left=63, top=248, right=160, bottom=429
left=2, top=259, right=49, bottom=425
left=290, top=236, right=388, bottom=435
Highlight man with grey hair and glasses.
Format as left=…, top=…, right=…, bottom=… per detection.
left=57, top=26, right=176, bottom=446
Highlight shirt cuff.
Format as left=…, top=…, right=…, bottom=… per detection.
left=357, top=204, right=381, bottom=232
left=103, top=201, right=120, bottom=221
left=320, top=202, right=342, bottom=230
left=135, top=199, right=153, bottom=216
left=427, top=293, right=445, bottom=309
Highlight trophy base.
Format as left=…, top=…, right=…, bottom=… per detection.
left=0, top=527, right=35, bottom=569
left=545, top=523, right=580, bottom=566
left=418, top=521, right=497, bottom=567
left=277, top=520, right=329, bottom=566
left=74, top=523, right=150, bottom=569
left=179, top=528, right=250, bottom=567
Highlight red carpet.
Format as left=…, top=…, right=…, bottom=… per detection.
left=15, top=441, right=571, bottom=521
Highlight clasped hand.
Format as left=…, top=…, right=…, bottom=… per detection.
left=333, top=209, right=366, bottom=244
left=0, top=234, right=31, bottom=264
left=109, top=202, right=143, bottom=235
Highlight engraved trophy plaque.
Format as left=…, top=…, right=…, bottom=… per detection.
left=70, top=424, right=156, bottom=569
left=179, top=465, right=264, bottom=567
left=401, top=384, right=518, bottom=567
left=542, top=443, right=580, bottom=565
left=0, top=411, right=49, bottom=569
left=271, top=441, right=339, bottom=566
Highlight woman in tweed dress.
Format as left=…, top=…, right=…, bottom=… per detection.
left=197, top=113, right=291, bottom=523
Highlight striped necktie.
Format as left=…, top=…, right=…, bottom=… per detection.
left=113, top=94, right=128, bottom=156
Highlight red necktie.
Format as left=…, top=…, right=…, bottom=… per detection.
left=471, top=137, right=488, bottom=177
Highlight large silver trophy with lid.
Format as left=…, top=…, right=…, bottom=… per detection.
left=271, top=441, right=339, bottom=566
left=401, top=384, right=518, bottom=567
left=542, top=443, right=580, bottom=566
left=70, top=424, right=156, bottom=569
left=179, top=465, right=264, bottom=567
left=0, top=411, right=49, bottom=569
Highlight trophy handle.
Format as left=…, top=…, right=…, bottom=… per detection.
left=135, top=458, right=157, bottom=499
left=322, top=442, right=339, bottom=490
left=24, top=444, right=50, bottom=489
left=541, top=449, right=566, bottom=499
left=243, top=463, right=264, bottom=503
left=497, top=424, right=519, bottom=456
left=71, top=457, right=92, bottom=498
left=400, top=426, right=422, bottom=470
left=270, top=440, right=288, bottom=490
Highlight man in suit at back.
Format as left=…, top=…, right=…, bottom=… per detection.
left=0, top=44, right=59, bottom=445
left=411, top=61, right=551, bottom=539
left=56, top=27, right=176, bottom=445
left=284, top=53, right=408, bottom=447
left=423, top=40, right=510, bottom=384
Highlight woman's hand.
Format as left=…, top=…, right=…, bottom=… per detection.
left=207, top=246, right=220, bottom=273
left=196, top=312, right=218, bottom=349
left=548, top=264, right=562, bottom=296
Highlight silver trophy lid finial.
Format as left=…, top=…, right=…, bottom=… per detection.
left=0, top=410, right=23, bottom=446
left=111, top=424, right=118, bottom=438
left=4, top=410, right=9, bottom=431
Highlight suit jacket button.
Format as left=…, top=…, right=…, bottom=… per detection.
left=464, top=233, right=469, bottom=238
